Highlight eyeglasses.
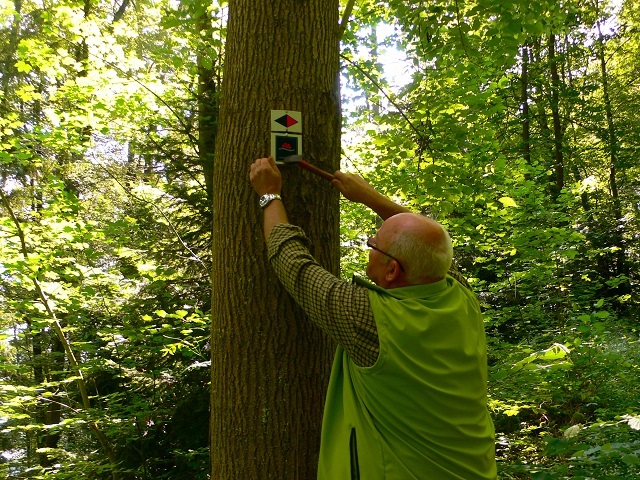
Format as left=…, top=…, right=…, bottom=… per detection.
left=367, top=236, right=405, bottom=272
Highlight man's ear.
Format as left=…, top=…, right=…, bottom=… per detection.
left=384, top=261, right=402, bottom=283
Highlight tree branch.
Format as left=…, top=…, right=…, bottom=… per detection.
left=338, top=0, right=356, bottom=40
left=113, top=0, right=131, bottom=23
left=340, top=54, right=428, bottom=146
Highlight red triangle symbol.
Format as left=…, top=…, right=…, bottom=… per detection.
left=276, top=114, right=298, bottom=128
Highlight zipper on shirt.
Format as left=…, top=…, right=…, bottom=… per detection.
left=350, top=427, right=360, bottom=480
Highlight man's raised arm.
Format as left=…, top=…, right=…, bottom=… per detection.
left=331, top=171, right=410, bottom=220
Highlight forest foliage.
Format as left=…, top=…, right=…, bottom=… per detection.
left=1, top=0, right=639, bottom=478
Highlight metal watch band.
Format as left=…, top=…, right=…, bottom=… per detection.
left=259, top=193, right=282, bottom=208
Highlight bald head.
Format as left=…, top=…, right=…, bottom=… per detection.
left=380, top=213, right=447, bottom=245
left=377, top=213, right=453, bottom=285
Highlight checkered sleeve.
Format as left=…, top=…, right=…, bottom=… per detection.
left=448, top=261, right=472, bottom=290
left=267, top=223, right=380, bottom=367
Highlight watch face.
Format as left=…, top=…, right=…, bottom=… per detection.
left=260, top=193, right=280, bottom=208
left=260, top=194, right=273, bottom=208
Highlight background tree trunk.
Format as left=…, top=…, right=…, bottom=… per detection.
left=210, top=0, right=341, bottom=478
left=548, top=32, right=565, bottom=201
left=595, top=16, right=629, bottom=286
left=196, top=0, right=219, bottom=205
left=520, top=43, right=531, bottom=167
left=0, top=0, right=21, bottom=114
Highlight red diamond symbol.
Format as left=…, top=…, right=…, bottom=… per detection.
left=276, top=114, right=298, bottom=128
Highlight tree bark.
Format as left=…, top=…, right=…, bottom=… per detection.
left=520, top=43, right=531, bottom=167
left=196, top=0, right=220, bottom=205
left=596, top=18, right=628, bottom=280
left=1, top=0, right=22, bottom=115
left=210, top=0, right=340, bottom=478
left=548, top=33, right=565, bottom=201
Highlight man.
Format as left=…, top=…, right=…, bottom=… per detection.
left=250, top=156, right=497, bottom=480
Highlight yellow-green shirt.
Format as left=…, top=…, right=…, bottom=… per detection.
left=268, top=223, right=497, bottom=479
left=318, top=276, right=497, bottom=479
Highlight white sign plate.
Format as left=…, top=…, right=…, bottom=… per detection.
left=270, top=110, right=302, bottom=133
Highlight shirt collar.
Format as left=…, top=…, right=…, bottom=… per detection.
left=353, top=274, right=451, bottom=299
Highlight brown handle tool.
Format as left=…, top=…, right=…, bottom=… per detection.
left=277, top=155, right=335, bottom=181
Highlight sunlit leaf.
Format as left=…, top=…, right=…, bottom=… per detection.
left=498, top=196, right=518, bottom=208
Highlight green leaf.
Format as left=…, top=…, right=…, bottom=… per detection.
left=439, top=200, right=454, bottom=214
left=621, top=454, right=640, bottom=465
left=498, top=196, right=518, bottom=208
left=563, top=424, right=581, bottom=439
left=172, top=56, right=184, bottom=68
left=15, top=60, right=32, bottom=73
left=540, top=343, right=570, bottom=361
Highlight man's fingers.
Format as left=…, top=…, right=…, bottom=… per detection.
left=250, top=157, right=277, bottom=174
left=249, top=157, right=283, bottom=197
left=331, top=171, right=346, bottom=189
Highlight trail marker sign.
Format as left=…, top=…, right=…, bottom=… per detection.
left=271, top=110, right=302, bottom=161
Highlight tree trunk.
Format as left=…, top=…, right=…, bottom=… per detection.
left=210, top=0, right=340, bottom=478
left=40, top=335, right=64, bottom=468
left=196, top=0, right=219, bottom=205
left=520, top=43, right=531, bottom=167
left=596, top=18, right=628, bottom=281
left=548, top=33, right=564, bottom=201
left=563, top=33, right=591, bottom=214
left=1, top=0, right=22, bottom=114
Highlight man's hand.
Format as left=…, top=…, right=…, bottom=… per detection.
left=250, top=156, right=288, bottom=240
left=331, top=171, right=378, bottom=204
left=250, top=156, right=282, bottom=196
left=331, top=170, right=411, bottom=220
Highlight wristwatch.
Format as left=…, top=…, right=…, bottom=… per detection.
left=259, top=193, right=282, bottom=208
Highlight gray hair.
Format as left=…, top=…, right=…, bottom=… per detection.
left=385, top=224, right=453, bottom=284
